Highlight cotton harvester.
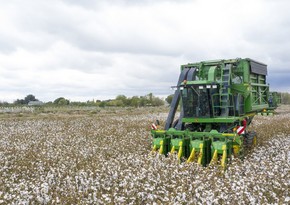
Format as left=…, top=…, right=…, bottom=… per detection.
left=258, top=91, right=281, bottom=116
left=151, top=58, right=269, bottom=168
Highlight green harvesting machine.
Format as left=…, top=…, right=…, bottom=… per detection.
left=258, top=91, right=281, bottom=116
left=151, top=58, right=270, bottom=168
left=268, top=91, right=281, bottom=109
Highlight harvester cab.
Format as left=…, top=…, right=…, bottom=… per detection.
left=151, top=58, right=269, bottom=168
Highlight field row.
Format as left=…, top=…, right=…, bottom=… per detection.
left=0, top=107, right=289, bottom=204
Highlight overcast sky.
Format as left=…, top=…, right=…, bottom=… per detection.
left=0, top=0, right=289, bottom=102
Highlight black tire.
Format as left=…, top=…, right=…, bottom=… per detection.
left=244, top=131, right=257, bottom=149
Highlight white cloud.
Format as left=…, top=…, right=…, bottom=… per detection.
left=0, top=0, right=290, bottom=102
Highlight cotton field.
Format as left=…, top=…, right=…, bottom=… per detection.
left=0, top=107, right=289, bottom=204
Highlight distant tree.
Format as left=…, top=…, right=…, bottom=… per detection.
left=14, top=99, right=25, bottom=105
left=99, top=101, right=107, bottom=107
left=281, top=92, right=290, bottom=104
left=107, top=99, right=123, bottom=107
left=14, top=94, right=38, bottom=105
left=95, top=93, right=165, bottom=108
left=86, top=100, right=97, bottom=106
left=45, top=101, right=53, bottom=106
left=24, top=94, right=38, bottom=104
left=59, top=99, right=69, bottom=105
left=0, top=101, right=9, bottom=106
left=54, top=97, right=70, bottom=105
left=152, top=96, right=165, bottom=106
left=139, top=96, right=149, bottom=106
left=147, top=93, right=153, bottom=104
left=116, top=95, right=128, bottom=106
left=165, top=94, right=174, bottom=105
left=130, top=96, right=140, bottom=107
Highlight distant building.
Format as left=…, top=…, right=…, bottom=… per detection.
left=28, top=101, right=44, bottom=106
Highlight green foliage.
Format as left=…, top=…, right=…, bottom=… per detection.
left=165, top=94, right=174, bottom=105
left=280, top=92, right=290, bottom=104
left=25, top=94, right=38, bottom=103
left=93, top=93, right=164, bottom=107
left=54, top=97, right=70, bottom=105
left=139, top=96, right=149, bottom=106
left=115, top=95, right=128, bottom=106
left=107, top=99, right=123, bottom=107
left=14, top=99, right=25, bottom=105
left=99, top=101, right=106, bottom=107
left=7, top=93, right=165, bottom=108
left=151, top=97, right=164, bottom=106
left=130, top=96, right=140, bottom=108
left=14, top=94, right=38, bottom=105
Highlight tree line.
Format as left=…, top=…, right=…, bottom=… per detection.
left=1, top=92, right=290, bottom=107
left=0, top=93, right=167, bottom=107
left=280, top=92, right=290, bottom=104
left=47, top=93, right=166, bottom=107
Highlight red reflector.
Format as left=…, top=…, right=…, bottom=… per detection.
left=151, top=123, right=157, bottom=130
left=237, top=126, right=245, bottom=135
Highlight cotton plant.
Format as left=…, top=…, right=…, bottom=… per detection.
left=0, top=107, right=289, bottom=204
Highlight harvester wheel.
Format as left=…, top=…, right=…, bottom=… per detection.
left=245, top=131, right=257, bottom=149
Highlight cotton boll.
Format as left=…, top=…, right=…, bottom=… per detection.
left=0, top=107, right=290, bottom=204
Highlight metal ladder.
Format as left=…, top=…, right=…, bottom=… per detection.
left=220, top=64, right=232, bottom=116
